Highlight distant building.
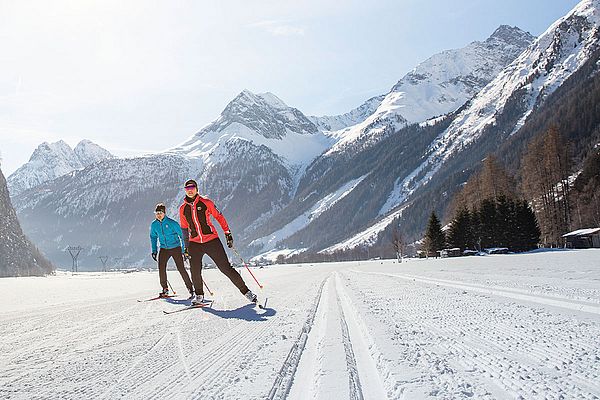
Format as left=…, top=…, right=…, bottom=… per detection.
left=562, top=228, right=600, bottom=248
left=439, top=248, right=461, bottom=258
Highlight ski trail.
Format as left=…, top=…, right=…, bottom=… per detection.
left=97, top=309, right=195, bottom=400
left=267, top=277, right=328, bottom=400
left=335, top=274, right=364, bottom=400
left=335, top=272, right=390, bottom=400
left=351, top=270, right=600, bottom=315
left=345, top=268, right=600, bottom=398
left=176, top=330, right=192, bottom=384
left=145, top=306, right=274, bottom=399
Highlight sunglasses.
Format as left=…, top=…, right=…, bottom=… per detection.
left=184, top=185, right=197, bottom=190
left=154, top=211, right=165, bottom=214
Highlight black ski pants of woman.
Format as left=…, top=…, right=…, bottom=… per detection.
left=158, top=246, right=193, bottom=293
left=188, top=238, right=249, bottom=296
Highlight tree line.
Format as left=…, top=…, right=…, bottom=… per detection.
left=422, top=126, right=599, bottom=256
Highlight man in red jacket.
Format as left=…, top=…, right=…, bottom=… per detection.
left=179, top=179, right=257, bottom=306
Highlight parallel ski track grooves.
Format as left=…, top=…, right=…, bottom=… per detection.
left=153, top=308, right=277, bottom=400
left=335, top=274, right=365, bottom=400
left=349, top=269, right=600, bottom=398
left=267, top=277, right=328, bottom=400
left=352, top=270, right=600, bottom=315
left=98, top=309, right=197, bottom=400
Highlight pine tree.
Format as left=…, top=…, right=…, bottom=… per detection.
left=424, top=212, right=446, bottom=257
left=514, top=200, right=541, bottom=251
left=447, top=206, right=474, bottom=252
left=477, top=199, right=498, bottom=249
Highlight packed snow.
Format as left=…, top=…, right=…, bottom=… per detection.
left=1, top=249, right=599, bottom=399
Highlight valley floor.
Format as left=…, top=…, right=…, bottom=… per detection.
left=1, top=250, right=599, bottom=399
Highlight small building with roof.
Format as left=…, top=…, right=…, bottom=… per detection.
left=562, top=228, right=600, bottom=248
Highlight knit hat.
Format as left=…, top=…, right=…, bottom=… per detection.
left=155, top=203, right=166, bottom=213
left=184, top=179, right=198, bottom=188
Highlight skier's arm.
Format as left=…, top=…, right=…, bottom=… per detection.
left=179, top=206, right=190, bottom=250
left=150, top=224, right=158, bottom=254
left=207, top=198, right=230, bottom=234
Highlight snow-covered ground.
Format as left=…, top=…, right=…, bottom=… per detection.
left=1, top=250, right=599, bottom=399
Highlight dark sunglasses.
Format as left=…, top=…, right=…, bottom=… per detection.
left=184, top=185, right=197, bottom=190
left=154, top=211, right=165, bottom=214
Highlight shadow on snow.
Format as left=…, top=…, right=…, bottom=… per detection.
left=202, top=303, right=277, bottom=321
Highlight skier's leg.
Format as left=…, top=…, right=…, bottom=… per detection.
left=173, top=247, right=193, bottom=293
left=188, top=242, right=205, bottom=296
left=205, top=239, right=249, bottom=294
left=158, top=249, right=168, bottom=290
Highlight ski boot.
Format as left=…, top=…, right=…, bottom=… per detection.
left=244, top=290, right=257, bottom=304
left=191, top=294, right=205, bottom=305
left=158, top=288, right=170, bottom=298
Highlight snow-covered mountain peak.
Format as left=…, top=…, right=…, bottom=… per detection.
left=205, top=89, right=319, bottom=140
left=73, top=139, right=114, bottom=166
left=171, top=90, right=330, bottom=168
left=380, top=0, right=600, bottom=217
left=487, top=25, right=535, bottom=48
left=7, top=139, right=113, bottom=196
left=324, top=25, right=534, bottom=156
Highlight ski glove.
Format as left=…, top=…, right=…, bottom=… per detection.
left=225, top=232, right=234, bottom=248
left=151, top=253, right=157, bottom=261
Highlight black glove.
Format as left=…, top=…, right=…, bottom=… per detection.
left=151, top=253, right=157, bottom=261
left=225, top=232, right=234, bottom=248
left=183, top=249, right=191, bottom=261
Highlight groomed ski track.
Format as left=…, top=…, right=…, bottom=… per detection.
left=1, top=250, right=599, bottom=399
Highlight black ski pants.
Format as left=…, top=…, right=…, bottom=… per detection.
left=188, top=238, right=249, bottom=296
left=158, top=246, right=193, bottom=293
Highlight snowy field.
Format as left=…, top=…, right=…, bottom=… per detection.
left=1, top=250, right=599, bottom=400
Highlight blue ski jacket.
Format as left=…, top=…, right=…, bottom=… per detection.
left=150, top=216, right=185, bottom=253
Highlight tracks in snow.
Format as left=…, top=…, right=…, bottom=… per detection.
left=353, top=270, right=600, bottom=315
left=277, top=273, right=389, bottom=400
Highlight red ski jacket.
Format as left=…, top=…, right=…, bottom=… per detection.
left=179, top=195, right=230, bottom=245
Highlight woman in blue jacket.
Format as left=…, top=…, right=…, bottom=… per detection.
left=150, top=203, right=194, bottom=298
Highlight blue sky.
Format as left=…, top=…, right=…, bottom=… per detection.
left=0, top=0, right=582, bottom=175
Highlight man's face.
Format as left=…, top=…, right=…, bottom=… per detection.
left=185, top=185, right=198, bottom=197
left=155, top=211, right=165, bottom=221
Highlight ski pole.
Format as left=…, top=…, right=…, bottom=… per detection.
left=167, top=279, right=176, bottom=295
left=185, top=254, right=214, bottom=296
left=231, top=246, right=264, bottom=289
left=203, top=280, right=214, bottom=296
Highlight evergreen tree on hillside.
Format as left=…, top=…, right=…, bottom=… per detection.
left=513, top=200, right=541, bottom=251
left=477, top=199, right=498, bottom=249
left=424, top=212, right=446, bottom=257
left=447, top=206, right=474, bottom=251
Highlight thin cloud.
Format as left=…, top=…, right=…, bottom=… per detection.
left=248, top=20, right=305, bottom=37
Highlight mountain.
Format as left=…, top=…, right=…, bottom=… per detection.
left=324, top=25, right=535, bottom=155
left=7, top=140, right=113, bottom=196
left=0, top=166, right=53, bottom=276
left=14, top=1, right=597, bottom=267
left=322, top=0, right=600, bottom=255
left=12, top=91, right=330, bottom=267
left=247, top=0, right=600, bottom=259
left=308, top=95, right=385, bottom=132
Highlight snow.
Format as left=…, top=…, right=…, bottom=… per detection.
left=323, top=205, right=408, bottom=254
left=379, top=0, right=600, bottom=218
left=1, top=250, right=599, bottom=399
left=563, top=228, right=600, bottom=237
left=251, top=175, right=369, bottom=253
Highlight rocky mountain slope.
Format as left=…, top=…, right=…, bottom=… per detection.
left=0, top=166, right=53, bottom=276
